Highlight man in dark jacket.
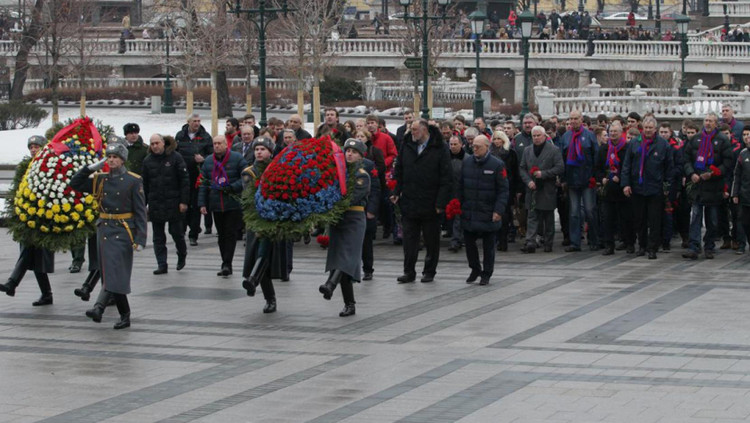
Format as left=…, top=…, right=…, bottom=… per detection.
left=175, top=113, right=213, bottom=246
left=731, top=127, right=750, bottom=253
left=231, top=125, right=255, bottom=163
left=721, top=104, right=745, bottom=143
left=595, top=121, right=634, bottom=255
left=560, top=110, right=599, bottom=251
left=395, top=110, right=414, bottom=148
left=621, top=117, right=674, bottom=259
left=459, top=135, right=508, bottom=285
left=198, top=136, right=248, bottom=276
left=448, top=135, right=466, bottom=252
left=683, top=112, right=734, bottom=260
left=142, top=134, right=190, bottom=274
left=391, top=119, right=453, bottom=283
left=123, top=122, right=148, bottom=175
left=288, top=114, right=312, bottom=140
left=519, top=126, right=565, bottom=253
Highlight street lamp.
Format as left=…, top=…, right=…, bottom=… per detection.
left=161, top=18, right=175, bottom=113
left=723, top=4, right=730, bottom=37
left=578, top=0, right=584, bottom=13
left=518, top=9, right=534, bottom=119
left=400, top=0, right=452, bottom=120
left=469, top=9, right=486, bottom=120
left=675, top=13, right=690, bottom=97
left=227, top=0, right=294, bottom=127
left=656, top=0, right=661, bottom=34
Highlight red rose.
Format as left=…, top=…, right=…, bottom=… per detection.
left=588, top=177, right=597, bottom=189
left=709, top=165, right=722, bottom=177
left=317, top=235, right=330, bottom=248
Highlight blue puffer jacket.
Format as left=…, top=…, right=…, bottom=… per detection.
left=459, top=153, right=509, bottom=233
left=197, top=151, right=248, bottom=212
left=559, top=127, right=598, bottom=188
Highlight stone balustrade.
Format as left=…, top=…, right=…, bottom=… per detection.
left=709, top=1, right=750, bottom=16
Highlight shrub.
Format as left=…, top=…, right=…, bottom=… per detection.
left=0, top=101, right=48, bottom=130
left=319, top=77, right=362, bottom=104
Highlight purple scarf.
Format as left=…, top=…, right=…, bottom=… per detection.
left=638, top=136, right=653, bottom=185
left=211, top=152, right=231, bottom=189
left=694, top=129, right=716, bottom=172
left=606, top=135, right=627, bottom=175
left=566, top=128, right=585, bottom=166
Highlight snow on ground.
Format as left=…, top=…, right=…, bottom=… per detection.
left=1, top=107, right=406, bottom=165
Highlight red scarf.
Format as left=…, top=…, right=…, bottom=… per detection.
left=606, top=135, right=627, bottom=175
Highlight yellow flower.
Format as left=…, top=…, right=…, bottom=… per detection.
left=13, top=197, right=20, bottom=206
left=52, top=226, right=61, bottom=233
left=62, top=203, right=71, bottom=212
left=89, top=150, right=95, bottom=156
left=84, top=195, right=94, bottom=204
left=45, top=210, right=54, bottom=219
left=38, top=199, right=45, bottom=208
left=77, top=221, right=85, bottom=228
left=14, top=207, right=20, bottom=215
left=59, top=215, right=69, bottom=223
left=86, top=214, right=95, bottom=222
left=51, top=204, right=61, bottom=214
left=36, top=208, right=44, bottom=217
left=71, top=212, right=80, bottom=221
left=29, top=192, right=36, bottom=202
left=27, top=207, right=36, bottom=215
left=18, top=213, right=27, bottom=222
left=74, top=203, right=84, bottom=212
left=40, top=225, right=49, bottom=232
left=64, top=225, right=74, bottom=232
left=27, top=220, right=36, bottom=229
left=23, top=188, right=30, bottom=197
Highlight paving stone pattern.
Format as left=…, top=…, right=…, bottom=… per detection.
left=2, top=231, right=750, bottom=422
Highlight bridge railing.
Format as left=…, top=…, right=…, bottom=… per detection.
left=708, top=1, right=750, bottom=16
left=21, top=77, right=299, bottom=95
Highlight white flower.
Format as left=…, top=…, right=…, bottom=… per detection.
left=49, top=192, right=56, bottom=198
left=53, top=199, right=59, bottom=205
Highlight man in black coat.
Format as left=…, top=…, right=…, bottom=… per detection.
left=395, top=110, right=414, bottom=149
left=621, top=116, right=674, bottom=259
left=142, top=134, right=190, bottom=274
left=459, top=135, right=508, bottom=285
left=391, top=119, right=453, bottom=283
left=175, top=113, right=213, bottom=246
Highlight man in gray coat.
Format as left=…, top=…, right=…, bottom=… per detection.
left=519, top=126, right=565, bottom=253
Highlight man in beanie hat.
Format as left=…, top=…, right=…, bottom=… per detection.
left=70, top=142, right=147, bottom=329
left=123, top=122, right=148, bottom=175
left=0, top=136, right=55, bottom=306
left=318, top=138, right=371, bottom=317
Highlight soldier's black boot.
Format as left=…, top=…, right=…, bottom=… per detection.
left=243, top=256, right=268, bottom=297
left=319, top=270, right=343, bottom=300
left=32, top=293, right=53, bottom=306
left=113, top=313, right=130, bottom=330
left=339, top=303, right=356, bottom=317
left=32, top=273, right=52, bottom=306
left=85, top=290, right=111, bottom=323
left=263, top=299, right=276, bottom=313
left=0, top=279, right=17, bottom=297
left=74, top=270, right=100, bottom=302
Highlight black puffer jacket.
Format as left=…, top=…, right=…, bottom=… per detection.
left=175, top=123, right=214, bottom=188
left=731, top=148, right=750, bottom=206
left=393, top=125, right=453, bottom=219
left=142, top=136, right=190, bottom=221
left=459, top=153, right=509, bottom=233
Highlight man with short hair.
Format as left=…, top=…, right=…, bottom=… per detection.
left=731, top=127, right=750, bottom=255
left=225, top=118, right=240, bottom=149
left=474, top=117, right=492, bottom=137
left=721, top=104, right=745, bottom=142
left=463, top=127, right=479, bottom=153
left=287, top=114, right=312, bottom=140
left=682, top=112, right=734, bottom=260
left=513, top=114, right=537, bottom=238
left=503, top=120, right=518, bottom=141
left=621, top=117, right=674, bottom=259
left=232, top=125, right=255, bottom=163
left=396, top=110, right=414, bottom=147
left=391, top=119, right=452, bottom=284
left=242, top=113, right=260, bottom=138
left=123, top=122, right=148, bottom=175
left=459, top=135, right=508, bottom=285
left=366, top=114, right=398, bottom=168
left=626, top=112, right=641, bottom=131
left=316, top=107, right=349, bottom=145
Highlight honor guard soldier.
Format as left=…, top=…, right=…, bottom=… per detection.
left=71, top=143, right=147, bottom=329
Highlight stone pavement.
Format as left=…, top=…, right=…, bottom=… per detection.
left=2, top=230, right=750, bottom=423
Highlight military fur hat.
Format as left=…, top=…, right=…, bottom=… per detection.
left=108, top=135, right=126, bottom=145
left=27, top=135, right=47, bottom=148
left=251, top=137, right=274, bottom=154
left=343, top=138, right=366, bottom=156
left=123, top=122, right=140, bottom=134
left=105, top=143, right=129, bottom=161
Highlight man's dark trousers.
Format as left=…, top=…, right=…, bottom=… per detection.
left=402, top=214, right=440, bottom=277
left=464, top=230, right=497, bottom=278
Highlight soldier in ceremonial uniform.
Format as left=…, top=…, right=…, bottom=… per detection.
left=0, top=136, right=55, bottom=306
left=241, top=138, right=289, bottom=313
left=70, top=143, right=147, bottom=329
left=318, top=139, right=371, bottom=317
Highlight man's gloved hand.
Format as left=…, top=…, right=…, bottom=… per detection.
left=88, top=159, right=107, bottom=172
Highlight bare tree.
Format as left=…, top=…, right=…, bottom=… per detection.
left=10, top=0, right=45, bottom=100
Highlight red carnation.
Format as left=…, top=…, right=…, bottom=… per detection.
left=445, top=198, right=463, bottom=220
left=709, top=165, right=722, bottom=177
left=386, top=179, right=397, bottom=191
left=588, top=177, right=597, bottom=189
left=501, top=168, right=507, bottom=179
left=530, top=166, right=540, bottom=176
left=371, top=168, right=379, bottom=178
left=317, top=235, right=330, bottom=248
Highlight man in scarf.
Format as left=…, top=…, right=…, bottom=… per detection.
left=594, top=121, right=634, bottom=255
left=721, top=104, right=745, bottom=144
left=621, top=117, right=674, bottom=260
left=682, top=112, right=733, bottom=260
left=560, top=110, right=599, bottom=252
left=198, top=136, right=248, bottom=276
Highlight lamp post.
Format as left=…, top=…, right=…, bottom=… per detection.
left=648, top=0, right=653, bottom=20
left=682, top=0, right=686, bottom=15
left=655, top=0, right=661, bottom=34
left=227, top=0, right=294, bottom=127
left=675, top=14, right=690, bottom=97
left=723, top=4, right=730, bottom=37
left=578, top=0, right=584, bottom=13
left=400, top=0, right=452, bottom=120
left=161, top=18, right=175, bottom=113
left=469, top=9, right=486, bottom=120
left=519, top=9, right=533, bottom=120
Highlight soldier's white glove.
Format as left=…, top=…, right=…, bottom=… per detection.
left=88, top=159, right=107, bottom=172
left=134, top=244, right=145, bottom=252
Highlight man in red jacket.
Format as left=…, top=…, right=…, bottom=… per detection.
left=366, top=114, right=397, bottom=168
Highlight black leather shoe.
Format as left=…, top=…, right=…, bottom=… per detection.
left=682, top=251, right=699, bottom=260
left=564, top=246, right=581, bottom=252
left=218, top=265, right=230, bottom=276
left=626, top=245, right=635, bottom=254
left=69, top=263, right=82, bottom=273
left=32, top=294, right=53, bottom=306
left=189, top=238, right=198, bottom=246
left=705, top=250, right=715, bottom=259
left=74, top=287, right=91, bottom=301
left=204, top=228, right=212, bottom=235
left=153, top=267, right=168, bottom=275
left=176, top=255, right=186, bottom=271
left=397, top=274, right=416, bottom=283
left=339, top=303, right=356, bottom=317
left=263, top=300, right=276, bottom=313
left=420, top=274, right=435, bottom=283
left=636, top=249, right=646, bottom=257
left=648, top=251, right=657, bottom=260
left=113, top=313, right=130, bottom=330
left=662, top=243, right=671, bottom=251
left=602, top=247, right=614, bottom=256
left=0, top=281, right=16, bottom=297
left=86, top=307, right=104, bottom=323
left=319, top=282, right=335, bottom=300
left=466, top=269, right=481, bottom=283
left=521, top=245, right=536, bottom=254
left=242, top=278, right=257, bottom=296
left=479, top=276, right=490, bottom=286
left=362, top=273, right=373, bottom=281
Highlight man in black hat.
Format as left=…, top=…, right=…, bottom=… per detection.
left=123, top=122, right=148, bottom=175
